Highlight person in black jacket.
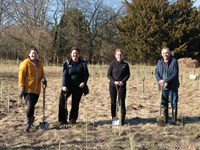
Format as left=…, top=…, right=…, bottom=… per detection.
left=155, top=47, right=179, bottom=125
left=107, top=48, right=130, bottom=125
left=59, top=47, right=89, bottom=125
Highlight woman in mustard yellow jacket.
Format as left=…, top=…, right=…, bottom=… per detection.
left=18, top=47, right=47, bottom=132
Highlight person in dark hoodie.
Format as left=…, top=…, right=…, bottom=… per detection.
left=155, top=47, right=179, bottom=125
left=107, top=48, right=130, bottom=125
left=58, top=47, right=89, bottom=126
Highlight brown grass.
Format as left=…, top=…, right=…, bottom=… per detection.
left=0, top=61, right=200, bottom=150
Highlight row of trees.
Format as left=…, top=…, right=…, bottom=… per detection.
left=0, top=0, right=199, bottom=64
left=118, top=0, right=200, bottom=63
left=0, top=0, right=121, bottom=64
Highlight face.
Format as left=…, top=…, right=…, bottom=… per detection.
left=161, top=48, right=170, bottom=62
left=29, top=50, right=38, bottom=61
left=115, top=51, right=123, bottom=62
left=71, top=49, right=79, bottom=62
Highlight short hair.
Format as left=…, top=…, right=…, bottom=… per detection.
left=161, top=47, right=170, bottom=52
left=115, top=48, right=123, bottom=55
left=70, top=47, right=80, bottom=53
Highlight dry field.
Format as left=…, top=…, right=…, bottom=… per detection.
left=0, top=60, right=200, bottom=150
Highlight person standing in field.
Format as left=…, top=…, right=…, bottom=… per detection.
left=155, top=47, right=180, bottom=125
left=59, top=47, right=89, bottom=125
left=107, top=48, right=130, bottom=125
left=18, top=47, right=47, bottom=132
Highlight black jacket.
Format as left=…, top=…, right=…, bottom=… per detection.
left=107, top=60, right=130, bottom=87
left=62, top=59, right=89, bottom=88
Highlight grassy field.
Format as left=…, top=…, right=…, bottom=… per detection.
left=0, top=60, right=200, bottom=150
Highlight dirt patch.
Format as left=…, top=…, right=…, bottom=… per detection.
left=0, top=64, right=200, bottom=150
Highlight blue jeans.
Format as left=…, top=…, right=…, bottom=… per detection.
left=162, top=89, right=178, bottom=110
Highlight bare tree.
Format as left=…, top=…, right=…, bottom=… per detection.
left=78, top=0, right=122, bottom=62
left=0, top=0, right=14, bottom=32
left=0, top=0, right=124, bottom=63
left=51, top=0, right=122, bottom=62
left=5, top=0, right=53, bottom=62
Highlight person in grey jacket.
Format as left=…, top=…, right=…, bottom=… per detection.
left=156, top=47, right=179, bottom=125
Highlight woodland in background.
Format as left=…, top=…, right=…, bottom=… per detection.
left=0, top=0, right=200, bottom=64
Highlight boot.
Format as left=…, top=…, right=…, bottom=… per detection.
left=25, top=118, right=31, bottom=132
left=172, top=108, right=177, bottom=125
left=163, top=109, right=168, bottom=124
left=121, top=117, right=125, bottom=126
left=30, top=116, right=36, bottom=128
left=69, top=119, right=76, bottom=125
left=120, top=114, right=125, bottom=126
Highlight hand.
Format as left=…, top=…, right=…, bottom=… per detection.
left=159, top=80, right=165, bottom=87
left=79, top=82, right=85, bottom=88
left=62, top=86, right=67, bottom=91
left=114, top=81, right=120, bottom=85
left=18, top=89, right=24, bottom=99
left=41, top=78, right=47, bottom=87
left=119, top=81, right=124, bottom=86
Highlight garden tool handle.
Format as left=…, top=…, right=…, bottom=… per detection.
left=42, top=85, right=46, bottom=122
left=160, top=86, right=163, bottom=101
left=159, top=86, right=163, bottom=116
left=115, top=85, right=118, bottom=118
left=117, top=85, right=121, bottom=105
left=115, top=85, right=122, bottom=118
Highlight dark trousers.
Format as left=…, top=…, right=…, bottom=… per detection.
left=24, top=93, right=39, bottom=118
left=162, top=89, right=178, bottom=110
left=58, top=90, right=68, bottom=124
left=109, top=85, right=126, bottom=120
left=59, top=86, right=83, bottom=123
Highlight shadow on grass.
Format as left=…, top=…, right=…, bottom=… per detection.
left=93, top=117, right=156, bottom=126
left=127, top=116, right=200, bottom=125
left=93, top=116, right=200, bottom=126
left=181, top=116, right=200, bottom=124
left=0, top=143, right=71, bottom=150
left=126, top=117, right=156, bottom=125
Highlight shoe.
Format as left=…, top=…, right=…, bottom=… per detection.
left=172, top=108, right=177, bottom=125
left=163, top=108, right=169, bottom=124
left=112, top=117, right=119, bottom=126
left=121, top=118, right=125, bottom=126
left=25, top=118, right=31, bottom=132
left=25, top=125, right=31, bottom=132
left=59, top=122, right=64, bottom=125
left=30, top=116, right=36, bottom=129
left=69, top=119, right=76, bottom=125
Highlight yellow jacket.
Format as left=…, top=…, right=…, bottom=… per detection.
left=18, top=58, right=45, bottom=94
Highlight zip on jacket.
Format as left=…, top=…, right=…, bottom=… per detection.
left=18, top=58, right=45, bottom=94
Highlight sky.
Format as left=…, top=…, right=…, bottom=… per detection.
left=169, top=0, right=200, bottom=7
left=104, top=0, right=200, bottom=9
left=193, top=0, right=200, bottom=7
